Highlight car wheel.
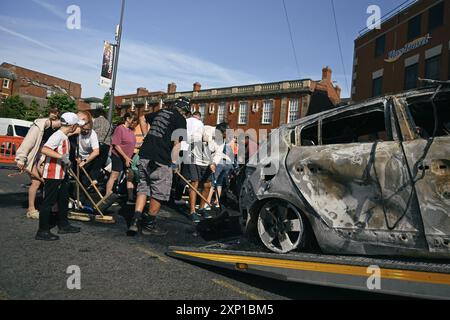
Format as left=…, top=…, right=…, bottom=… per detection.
left=257, top=200, right=305, bottom=254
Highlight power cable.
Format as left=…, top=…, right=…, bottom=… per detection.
left=282, top=0, right=301, bottom=78
left=330, top=0, right=350, bottom=94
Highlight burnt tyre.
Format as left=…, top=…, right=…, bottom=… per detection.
left=257, top=200, right=306, bottom=254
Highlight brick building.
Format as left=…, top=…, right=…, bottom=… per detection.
left=116, top=67, right=341, bottom=134
left=352, top=0, right=450, bottom=102
left=0, top=62, right=82, bottom=107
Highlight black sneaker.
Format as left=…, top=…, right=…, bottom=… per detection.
left=141, top=223, right=168, bottom=236
left=35, top=230, right=60, bottom=241
left=58, top=225, right=81, bottom=234
left=198, top=209, right=213, bottom=220
left=190, top=213, right=201, bottom=224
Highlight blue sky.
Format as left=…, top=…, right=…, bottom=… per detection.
left=0, top=0, right=407, bottom=98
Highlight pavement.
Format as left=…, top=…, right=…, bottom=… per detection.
left=0, top=164, right=399, bottom=300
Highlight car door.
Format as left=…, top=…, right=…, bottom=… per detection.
left=285, top=100, right=427, bottom=250
left=394, top=92, right=450, bottom=254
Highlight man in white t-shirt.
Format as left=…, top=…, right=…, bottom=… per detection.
left=76, top=115, right=101, bottom=185
left=180, top=112, right=204, bottom=152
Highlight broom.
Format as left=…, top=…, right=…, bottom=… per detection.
left=68, top=168, right=115, bottom=224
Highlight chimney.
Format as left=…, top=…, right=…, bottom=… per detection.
left=167, top=83, right=177, bottom=94
left=193, top=82, right=201, bottom=92
left=322, top=66, right=332, bottom=82
left=137, top=87, right=149, bottom=96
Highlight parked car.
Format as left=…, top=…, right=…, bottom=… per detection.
left=0, top=118, right=32, bottom=137
left=240, top=86, right=450, bottom=259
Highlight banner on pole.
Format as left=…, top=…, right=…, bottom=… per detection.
left=100, top=41, right=114, bottom=88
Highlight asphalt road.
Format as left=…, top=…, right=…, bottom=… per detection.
left=0, top=164, right=399, bottom=300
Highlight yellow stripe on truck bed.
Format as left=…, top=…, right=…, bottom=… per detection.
left=174, top=251, right=450, bottom=286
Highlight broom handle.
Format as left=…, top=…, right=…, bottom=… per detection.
left=175, top=171, right=212, bottom=207
left=76, top=165, right=81, bottom=207
left=68, top=168, right=105, bottom=217
left=80, top=165, right=104, bottom=200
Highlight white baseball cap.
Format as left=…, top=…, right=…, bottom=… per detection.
left=60, top=112, right=86, bottom=126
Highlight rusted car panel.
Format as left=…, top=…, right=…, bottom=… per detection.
left=240, top=87, right=450, bottom=259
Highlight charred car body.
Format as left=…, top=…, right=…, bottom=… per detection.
left=240, top=86, right=450, bottom=259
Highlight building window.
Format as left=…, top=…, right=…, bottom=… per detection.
left=2, top=79, right=10, bottom=89
left=288, top=99, right=300, bottom=123
left=404, top=63, right=419, bottom=90
left=407, top=14, right=421, bottom=41
left=375, top=35, right=386, bottom=57
left=199, top=104, right=206, bottom=122
left=425, top=55, right=441, bottom=80
left=428, top=2, right=444, bottom=32
left=262, top=100, right=273, bottom=124
left=238, top=102, right=249, bottom=125
left=372, top=77, right=383, bottom=97
left=217, top=103, right=226, bottom=124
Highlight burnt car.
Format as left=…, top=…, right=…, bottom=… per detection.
left=240, top=86, right=450, bottom=259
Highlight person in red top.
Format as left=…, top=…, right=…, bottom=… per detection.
left=36, top=113, right=85, bottom=241
left=105, top=113, right=137, bottom=196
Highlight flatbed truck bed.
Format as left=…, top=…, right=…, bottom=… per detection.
left=167, top=240, right=450, bottom=300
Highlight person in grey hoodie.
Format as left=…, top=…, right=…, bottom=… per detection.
left=16, top=117, right=61, bottom=219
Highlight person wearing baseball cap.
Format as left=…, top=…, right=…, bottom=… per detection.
left=36, top=112, right=84, bottom=241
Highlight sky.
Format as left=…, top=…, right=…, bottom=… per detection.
left=0, top=0, right=408, bottom=98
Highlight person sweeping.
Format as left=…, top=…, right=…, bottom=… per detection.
left=35, top=113, right=85, bottom=241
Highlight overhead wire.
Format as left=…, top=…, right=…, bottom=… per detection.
left=330, top=0, right=350, bottom=94
left=282, top=0, right=301, bottom=79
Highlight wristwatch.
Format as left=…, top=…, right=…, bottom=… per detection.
left=170, top=163, right=177, bottom=169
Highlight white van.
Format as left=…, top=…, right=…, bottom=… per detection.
left=0, top=118, right=33, bottom=137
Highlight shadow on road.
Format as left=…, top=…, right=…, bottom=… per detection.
left=0, top=192, right=28, bottom=208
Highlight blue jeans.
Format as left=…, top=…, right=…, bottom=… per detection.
left=212, top=164, right=233, bottom=187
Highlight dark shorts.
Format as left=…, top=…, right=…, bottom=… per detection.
left=186, top=164, right=211, bottom=183
left=111, top=153, right=126, bottom=172
left=137, top=159, right=173, bottom=202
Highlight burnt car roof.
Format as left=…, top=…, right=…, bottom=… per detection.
left=283, top=86, right=450, bottom=130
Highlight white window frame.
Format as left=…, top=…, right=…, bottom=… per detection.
left=199, top=104, right=206, bottom=122
left=2, top=79, right=10, bottom=89
left=262, top=100, right=274, bottom=125
left=217, top=102, right=226, bottom=124
left=287, top=99, right=300, bottom=123
left=238, top=102, right=249, bottom=125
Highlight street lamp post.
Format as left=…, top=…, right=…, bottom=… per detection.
left=107, top=0, right=125, bottom=124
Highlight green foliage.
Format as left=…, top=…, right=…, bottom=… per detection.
left=103, top=91, right=111, bottom=108
left=23, top=100, right=41, bottom=121
left=103, top=91, right=121, bottom=125
left=0, top=95, right=41, bottom=121
left=0, top=96, right=25, bottom=119
left=46, top=94, right=77, bottom=114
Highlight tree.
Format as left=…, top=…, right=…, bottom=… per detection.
left=103, top=91, right=111, bottom=109
left=46, top=94, right=77, bottom=115
left=24, top=100, right=42, bottom=121
left=0, top=95, right=26, bottom=119
left=103, top=91, right=121, bottom=124
left=0, top=96, right=42, bottom=121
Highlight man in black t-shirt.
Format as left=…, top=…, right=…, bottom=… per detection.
left=128, top=97, right=189, bottom=236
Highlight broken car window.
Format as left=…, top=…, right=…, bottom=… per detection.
left=301, top=122, right=319, bottom=146
left=406, top=92, right=450, bottom=139
left=321, top=109, right=389, bottom=145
